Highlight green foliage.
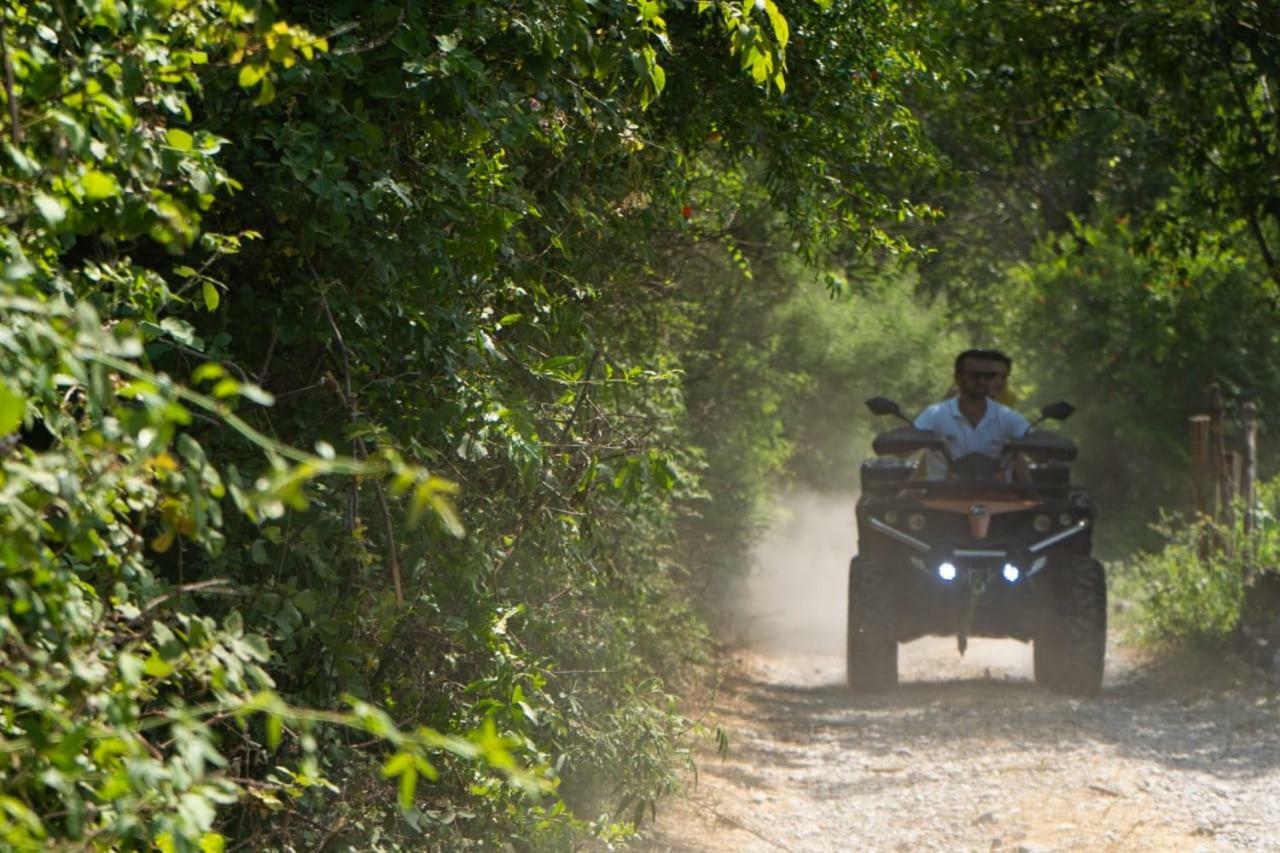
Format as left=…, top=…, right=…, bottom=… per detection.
left=0, top=1, right=534, bottom=848
left=1120, top=475, right=1280, bottom=648
left=2, top=0, right=942, bottom=847
left=900, top=0, right=1280, bottom=304
left=0, top=288, right=533, bottom=851
left=771, top=266, right=965, bottom=490
left=1119, top=516, right=1248, bottom=647
left=33, top=0, right=1280, bottom=843
left=183, top=0, right=935, bottom=843
left=987, top=215, right=1280, bottom=554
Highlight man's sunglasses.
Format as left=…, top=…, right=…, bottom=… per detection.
left=963, top=370, right=1003, bottom=380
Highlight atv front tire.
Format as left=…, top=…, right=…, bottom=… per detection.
left=846, top=555, right=898, bottom=692
left=1033, top=556, right=1106, bottom=696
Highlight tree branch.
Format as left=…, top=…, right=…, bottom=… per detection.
left=0, top=15, right=22, bottom=145
left=313, top=266, right=405, bottom=606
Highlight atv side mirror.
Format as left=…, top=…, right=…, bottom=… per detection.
left=1040, top=401, right=1075, bottom=422
left=866, top=397, right=904, bottom=418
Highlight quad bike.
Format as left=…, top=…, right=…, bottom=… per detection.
left=848, top=397, right=1105, bottom=696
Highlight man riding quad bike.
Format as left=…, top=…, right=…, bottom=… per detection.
left=848, top=396, right=1105, bottom=696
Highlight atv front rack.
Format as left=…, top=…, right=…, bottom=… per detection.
left=867, top=516, right=1090, bottom=580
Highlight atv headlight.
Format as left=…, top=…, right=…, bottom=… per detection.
left=883, top=510, right=898, bottom=524
left=1033, top=514, right=1052, bottom=532
left=1058, top=512, right=1074, bottom=528
left=907, top=513, right=926, bottom=531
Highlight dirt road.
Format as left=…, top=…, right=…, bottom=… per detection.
left=644, top=493, right=1280, bottom=852
left=645, top=638, right=1280, bottom=852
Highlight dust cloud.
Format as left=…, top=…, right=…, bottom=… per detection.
left=736, top=489, right=857, bottom=654
left=737, top=489, right=1034, bottom=681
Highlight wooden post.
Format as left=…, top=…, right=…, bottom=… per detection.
left=1223, top=451, right=1240, bottom=527
left=1209, top=383, right=1225, bottom=520
left=1243, top=401, right=1258, bottom=536
left=1190, top=415, right=1211, bottom=516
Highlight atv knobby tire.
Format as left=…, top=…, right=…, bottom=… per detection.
left=1033, top=556, right=1107, bottom=696
left=846, top=555, right=898, bottom=692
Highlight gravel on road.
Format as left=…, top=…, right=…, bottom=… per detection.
left=643, top=637, right=1280, bottom=852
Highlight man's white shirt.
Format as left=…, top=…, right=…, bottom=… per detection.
left=913, top=397, right=1030, bottom=478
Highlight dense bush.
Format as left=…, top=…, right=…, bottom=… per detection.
left=1121, top=477, right=1280, bottom=647
left=1, top=0, right=936, bottom=847
left=1119, top=518, right=1249, bottom=647
left=0, top=281, right=536, bottom=850
left=987, top=216, right=1280, bottom=556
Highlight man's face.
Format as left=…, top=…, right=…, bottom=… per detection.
left=955, top=357, right=1001, bottom=401
left=987, top=361, right=1009, bottom=398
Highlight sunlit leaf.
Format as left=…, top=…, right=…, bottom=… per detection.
left=0, top=385, right=25, bottom=435
left=151, top=527, right=176, bottom=553
left=165, top=128, right=195, bottom=151
left=237, top=63, right=267, bottom=88
left=81, top=170, right=119, bottom=200
left=34, top=193, right=66, bottom=225
left=765, top=1, right=789, bottom=48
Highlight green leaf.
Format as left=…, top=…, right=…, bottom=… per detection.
left=414, top=754, right=439, bottom=780
left=398, top=765, right=418, bottom=810
left=202, top=281, right=220, bottom=311
left=381, top=752, right=413, bottom=778
left=192, top=363, right=226, bottom=383
left=241, top=634, right=269, bottom=661
left=118, top=652, right=144, bottom=686
left=237, top=63, right=267, bottom=88
left=0, top=796, right=44, bottom=837
left=160, top=316, right=202, bottom=349
left=165, top=128, right=195, bottom=151
left=143, top=653, right=175, bottom=679
left=0, top=385, right=25, bottom=435
left=82, top=170, right=119, bottom=200
left=266, top=714, right=283, bottom=749
left=430, top=493, right=465, bottom=537
left=237, top=383, right=274, bottom=406
left=34, top=193, right=66, bottom=225
left=5, top=142, right=39, bottom=178
left=254, top=75, right=277, bottom=106
left=765, top=1, right=789, bottom=49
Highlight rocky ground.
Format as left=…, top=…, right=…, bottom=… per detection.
left=642, top=637, right=1280, bottom=852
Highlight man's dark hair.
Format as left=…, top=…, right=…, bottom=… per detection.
left=986, top=349, right=1012, bottom=370
left=954, top=348, right=1012, bottom=373
left=954, top=349, right=989, bottom=374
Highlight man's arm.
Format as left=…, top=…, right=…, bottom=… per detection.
left=1005, top=408, right=1032, bottom=482
left=912, top=404, right=945, bottom=480
left=1010, top=409, right=1031, bottom=438
left=913, top=404, right=936, bottom=431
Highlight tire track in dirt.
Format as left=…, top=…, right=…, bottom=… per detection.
left=645, top=492, right=1280, bottom=851
left=644, top=638, right=1280, bottom=852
